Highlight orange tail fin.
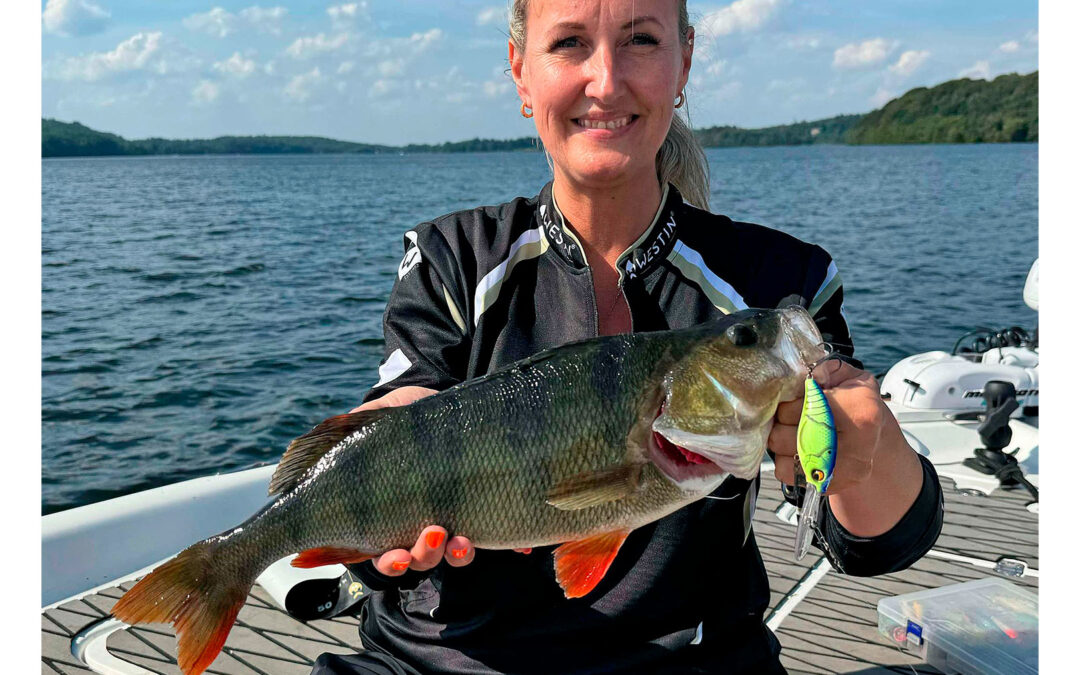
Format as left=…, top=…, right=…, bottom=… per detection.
left=111, top=540, right=254, bottom=675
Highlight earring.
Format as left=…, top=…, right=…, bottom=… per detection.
left=521, top=102, right=534, bottom=118
left=674, top=92, right=685, bottom=109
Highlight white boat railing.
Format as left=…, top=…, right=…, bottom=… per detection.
left=42, top=465, right=276, bottom=608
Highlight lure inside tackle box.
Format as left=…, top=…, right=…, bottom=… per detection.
left=876, top=577, right=1037, bottom=675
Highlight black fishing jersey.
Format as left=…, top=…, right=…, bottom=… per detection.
left=347, top=182, right=944, bottom=675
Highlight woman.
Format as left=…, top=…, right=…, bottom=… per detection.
left=313, top=1, right=943, bottom=673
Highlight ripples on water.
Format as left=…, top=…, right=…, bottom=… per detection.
left=41, top=145, right=1037, bottom=513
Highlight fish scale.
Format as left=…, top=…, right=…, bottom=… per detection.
left=110, top=306, right=827, bottom=675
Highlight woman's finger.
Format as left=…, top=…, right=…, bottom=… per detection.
left=768, top=422, right=797, bottom=457
left=409, top=525, right=449, bottom=571
left=773, top=454, right=796, bottom=485
left=374, top=549, right=413, bottom=576
left=444, top=536, right=475, bottom=567
left=775, top=399, right=802, bottom=426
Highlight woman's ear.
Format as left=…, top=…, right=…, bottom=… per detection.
left=678, top=27, right=694, bottom=94
left=509, top=39, right=529, bottom=102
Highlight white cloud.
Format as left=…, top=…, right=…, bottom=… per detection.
left=1025, top=30, right=1038, bottom=44
left=369, top=78, right=397, bottom=99
left=832, top=38, right=898, bottom=69
left=184, top=6, right=287, bottom=38
left=477, top=6, right=505, bottom=26
left=286, top=33, right=350, bottom=59
left=42, top=0, right=110, bottom=37
left=328, top=3, right=368, bottom=25
left=378, top=59, right=406, bottom=77
left=700, top=0, right=782, bottom=37
left=409, top=28, right=444, bottom=52
left=782, top=34, right=821, bottom=50
left=705, top=59, right=728, bottom=77
left=284, top=67, right=323, bottom=101
left=959, top=60, right=991, bottom=80
left=483, top=79, right=512, bottom=98
left=239, top=6, right=288, bottom=34
left=337, top=61, right=355, bottom=75
left=192, top=80, right=220, bottom=104
left=870, top=87, right=896, bottom=108
left=184, top=7, right=235, bottom=38
left=213, top=52, right=256, bottom=78
left=888, top=50, right=930, bottom=77
left=766, top=77, right=805, bottom=92
left=50, top=31, right=163, bottom=81
left=998, top=40, right=1020, bottom=54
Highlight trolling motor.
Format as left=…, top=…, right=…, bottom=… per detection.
left=963, top=381, right=1039, bottom=503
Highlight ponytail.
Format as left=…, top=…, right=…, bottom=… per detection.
left=657, top=109, right=710, bottom=210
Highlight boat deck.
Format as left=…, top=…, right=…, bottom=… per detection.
left=42, top=472, right=1038, bottom=675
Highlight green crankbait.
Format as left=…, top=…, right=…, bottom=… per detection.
left=794, top=373, right=837, bottom=560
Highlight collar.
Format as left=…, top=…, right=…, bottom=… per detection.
left=536, top=181, right=683, bottom=283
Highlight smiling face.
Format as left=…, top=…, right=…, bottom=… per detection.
left=510, top=0, right=693, bottom=191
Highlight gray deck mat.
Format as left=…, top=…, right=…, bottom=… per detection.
left=43, top=472, right=1038, bottom=674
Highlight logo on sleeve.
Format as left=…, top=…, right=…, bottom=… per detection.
left=398, top=231, right=422, bottom=279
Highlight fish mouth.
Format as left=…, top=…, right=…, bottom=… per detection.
left=647, top=427, right=728, bottom=487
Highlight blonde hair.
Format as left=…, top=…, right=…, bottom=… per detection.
left=508, top=0, right=711, bottom=209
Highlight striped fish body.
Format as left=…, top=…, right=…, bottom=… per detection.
left=111, top=306, right=827, bottom=675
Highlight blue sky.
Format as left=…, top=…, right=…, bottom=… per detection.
left=41, top=1, right=1038, bottom=145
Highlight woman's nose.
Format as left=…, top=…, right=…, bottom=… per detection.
left=583, top=45, right=620, bottom=101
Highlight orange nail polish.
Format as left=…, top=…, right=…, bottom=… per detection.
left=391, top=561, right=410, bottom=571
left=451, top=548, right=468, bottom=559
left=426, top=531, right=445, bottom=549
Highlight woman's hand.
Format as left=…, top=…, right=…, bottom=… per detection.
left=768, top=360, right=924, bottom=537
left=372, top=525, right=476, bottom=575
left=350, top=386, right=440, bottom=413
left=768, top=360, right=878, bottom=494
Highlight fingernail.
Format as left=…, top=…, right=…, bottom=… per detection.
left=451, top=548, right=468, bottom=559
left=391, top=561, right=410, bottom=571
left=426, top=531, right=445, bottom=549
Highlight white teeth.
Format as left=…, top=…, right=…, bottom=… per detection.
left=578, top=116, right=632, bottom=130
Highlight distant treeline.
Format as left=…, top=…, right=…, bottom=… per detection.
left=696, top=114, right=862, bottom=147
left=41, top=120, right=545, bottom=157
left=42, top=72, right=1036, bottom=158
left=848, top=72, right=1037, bottom=144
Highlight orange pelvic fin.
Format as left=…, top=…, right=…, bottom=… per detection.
left=292, top=547, right=375, bottom=568
left=552, top=529, right=630, bottom=599
left=111, top=540, right=249, bottom=675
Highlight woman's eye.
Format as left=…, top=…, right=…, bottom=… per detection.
left=629, top=33, right=659, bottom=46
left=551, top=36, right=581, bottom=49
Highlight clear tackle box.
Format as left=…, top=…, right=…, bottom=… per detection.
left=876, top=577, right=1037, bottom=675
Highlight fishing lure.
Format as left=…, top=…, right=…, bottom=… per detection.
left=793, top=373, right=837, bottom=560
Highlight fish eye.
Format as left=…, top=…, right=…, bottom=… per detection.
left=811, top=469, right=825, bottom=482
left=725, top=323, right=757, bottom=347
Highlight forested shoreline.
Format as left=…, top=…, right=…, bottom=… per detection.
left=43, top=72, right=1036, bottom=158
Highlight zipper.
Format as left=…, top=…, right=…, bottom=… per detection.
left=619, top=279, right=634, bottom=333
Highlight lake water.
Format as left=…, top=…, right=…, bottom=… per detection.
left=41, top=144, right=1038, bottom=513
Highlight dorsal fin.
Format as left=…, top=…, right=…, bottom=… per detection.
left=269, top=409, right=390, bottom=495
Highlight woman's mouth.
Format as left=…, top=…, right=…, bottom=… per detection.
left=573, top=115, right=638, bottom=131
